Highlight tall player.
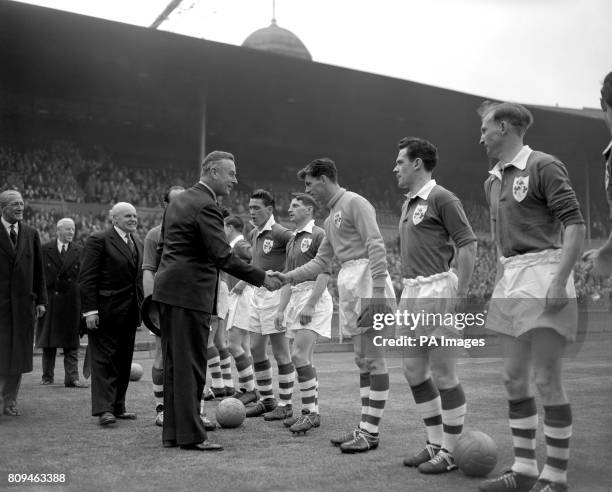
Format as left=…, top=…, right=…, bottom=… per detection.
left=274, top=193, right=333, bottom=434
left=394, top=137, right=476, bottom=473
left=272, top=158, right=395, bottom=454
left=142, top=185, right=184, bottom=427
left=583, top=71, right=612, bottom=278
left=242, top=189, right=295, bottom=420
left=477, top=102, right=585, bottom=492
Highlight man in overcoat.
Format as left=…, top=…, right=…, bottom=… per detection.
left=0, top=190, right=47, bottom=416
left=36, top=217, right=87, bottom=387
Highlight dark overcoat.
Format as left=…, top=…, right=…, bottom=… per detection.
left=0, top=223, right=47, bottom=375
left=35, top=240, right=82, bottom=349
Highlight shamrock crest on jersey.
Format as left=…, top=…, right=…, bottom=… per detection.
left=262, top=238, right=274, bottom=254
left=412, top=204, right=427, bottom=225
left=300, top=237, right=312, bottom=253
left=512, top=175, right=529, bottom=202
left=333, top=211, right=342, bottom=229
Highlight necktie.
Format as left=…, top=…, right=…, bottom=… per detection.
left=61, top=244, right=67, bottom=257
left=9, top=225, right=17, bottom=247
left=127, top=234, right=137, bottom=261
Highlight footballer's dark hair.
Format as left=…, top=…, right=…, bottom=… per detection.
left=224, top=215, right=244, bottom=230
left=250, top=189, right=275, bottom=209
left=292, top=192, right=317, bottom=213
left=297, top=157, right=338, bottom=182
left=397, top=137, right=438, bottom=172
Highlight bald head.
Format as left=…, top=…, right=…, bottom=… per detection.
left=110, top=202, right=138, bottom=234
left=0, top=190, right=24, bottom=224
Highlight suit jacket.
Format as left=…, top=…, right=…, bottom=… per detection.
left=36, top=240, right=83, bottom=348
left=0, top=222, right=47, bottom=375
left=153, top=182, right=265, bottom=312
left=79, top=228, right=143, bottom=329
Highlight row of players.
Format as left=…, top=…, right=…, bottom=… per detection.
left=143, top=98, right=612, bottom=492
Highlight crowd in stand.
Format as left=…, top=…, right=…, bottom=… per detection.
left=3, top=141, right=611, bottom=302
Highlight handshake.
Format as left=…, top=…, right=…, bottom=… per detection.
left=263, top=271, right=291, bottom=291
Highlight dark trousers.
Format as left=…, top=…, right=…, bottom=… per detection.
left=42, top=348, right=79, bottom=384
left=0, top=374, right=22, bottom=410
left=88, top=323, right=136, bottom=416
left=159, top=303, right=210, bottom=446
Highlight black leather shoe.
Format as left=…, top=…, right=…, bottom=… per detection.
left=163, top=440, right=177, bottom=448
left=99, top=412, right=116, bottom=426
left=246, top=398, right=277, bottom=418
left=40, top=380, right=53, bottom=385
left=179, top=442, right=223, bottom=451
left=114, top=412, right=137, bottom=420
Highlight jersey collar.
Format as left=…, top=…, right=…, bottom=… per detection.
left=488, top=145, right=532, bottom=180
left=405, top=179, right=436, bottom=201
left=294, top=219, right=315, bottom=235
left=257, top=215, right=276, bottom=236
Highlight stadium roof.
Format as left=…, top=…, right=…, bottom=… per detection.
left=0, top=0, right=609, bottom=211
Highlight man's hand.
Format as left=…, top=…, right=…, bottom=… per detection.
left=274, top=310, right=285, bottom=331
left=35, top=304, right=46, bottom=319
left=85, top=313, right=99, bottom=330
left=357, top=287, right=393, bottom=328
left=583, top=248, right=612, bottom=279
left=544, top=279, right=569, bottom=312
left=299, top=304, right=315, bottom=326
left=264, top=271, right=288, bottom=291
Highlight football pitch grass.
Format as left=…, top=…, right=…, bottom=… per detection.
left=1, top=333, right=610, bottom=492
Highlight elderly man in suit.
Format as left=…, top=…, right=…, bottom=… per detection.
left=0, top=190, right=47, bottom=417
left=79, top=202, right=143, bottom=426
left=36, top=218, right=87, bottom=388
left=153, top=150, right=279, bottom=451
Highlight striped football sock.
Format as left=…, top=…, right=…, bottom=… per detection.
left=313, top=366, right=319, bottom=414
left=439, top=384, right=467, bottom=453
left=540, top=404, right=572, bottom=484
left=509, top=397, right=539, bottom=477
left=360, top=373, right=389, bottom=435
left=296, top=364, right=317, bottom=413
left=410, top=378, right=443, bottom=447
left=254, top=359, right=274, bottom=400
left=359, top=372, right=370, bottom=429
left=277, top=362, right=295, bottom=407
left=218, top=348, right=235, bottom=391
left=207, top=346, right=223, bottom=389
left=151, top=366, right=163, bottom=408
left=234, top=352, right=255, bottom=392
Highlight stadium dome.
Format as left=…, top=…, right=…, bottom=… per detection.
left=242, top=19, right=312, bottom=61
